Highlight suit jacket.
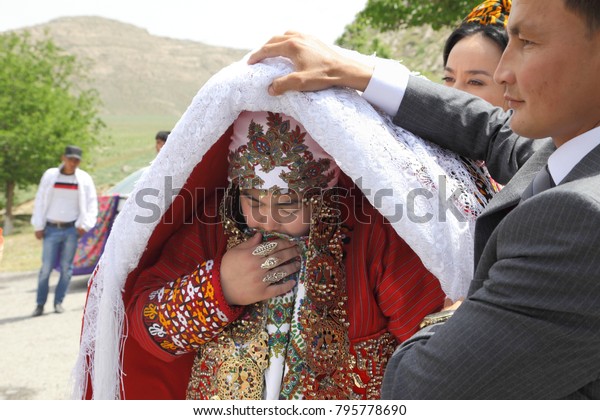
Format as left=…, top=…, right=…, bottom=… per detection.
left=381, top=76, right=600, bottom=399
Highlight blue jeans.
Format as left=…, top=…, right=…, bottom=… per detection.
left=36, top=225, right=78, bottom=306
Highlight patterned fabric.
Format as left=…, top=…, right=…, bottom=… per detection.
left=465, top=0, right=511, bottom=27
left=265, top=242, right=304, bottom=400
left=228, top=111, right=340, bottom=191
left=55, top=194, right=120, bottom=276
left=141, top=260, right=231, bottom=355
left=459, top=157, right=502, bottom=213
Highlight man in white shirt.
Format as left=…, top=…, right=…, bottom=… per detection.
left=248, top=0, right=600, bottom=398
left=31, top=146, right=98, bottom=316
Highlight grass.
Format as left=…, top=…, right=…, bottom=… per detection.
left=0, top=114, right=179, bottom=273
left=0, top=214, right=40, bottom=273
left=90, top=114, right=180, bottom=191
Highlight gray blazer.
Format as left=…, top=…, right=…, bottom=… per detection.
left=381, top=76, right=600, bottom=399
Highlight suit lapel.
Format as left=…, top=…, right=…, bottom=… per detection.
left=472, top=140, right=599, bottom=280
left=471, top=139, right=599, bottom=291
left=472, top=143, right=556, bottom=270
left=481, top=144, right=556, bottom=216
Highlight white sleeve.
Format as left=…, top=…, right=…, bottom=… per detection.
left=80, top=174, right=98, bottom=231
left=31, top=170, right=51, bottom=231
left=362, top=59, right=410, bottom=117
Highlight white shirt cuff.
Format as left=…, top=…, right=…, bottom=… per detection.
left=362, top=60, right=410, bottom=116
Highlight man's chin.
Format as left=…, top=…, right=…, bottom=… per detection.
left=509, top=114, right=534, bottom=138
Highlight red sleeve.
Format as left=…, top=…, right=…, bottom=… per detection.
left=368, top=212, right=445, bottom=342
left=127, top=219, right=243, bottom=363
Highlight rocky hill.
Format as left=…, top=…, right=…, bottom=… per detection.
left=336, top=24, right=452, bottom=81
left=10, top=16, right=453, bottom=116
left=14, top=16, right=249, bottom=116
left=381, top=25, right=452, bottom=80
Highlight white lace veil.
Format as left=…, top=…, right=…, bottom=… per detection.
left=72, top=49, right=493, bottom=399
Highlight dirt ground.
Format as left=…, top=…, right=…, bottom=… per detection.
left=0, top=271, right=89, bottom=400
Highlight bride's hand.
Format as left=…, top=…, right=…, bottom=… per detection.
left=220, top=232, right=301, bottom=305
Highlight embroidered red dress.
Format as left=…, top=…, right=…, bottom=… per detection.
left=118, top=186, right=444, bottom=399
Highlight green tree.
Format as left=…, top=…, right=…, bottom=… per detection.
left=336, top=21, right=393, bottom=58
left=357, top=0, right=477, bottom=31
left=336, top=0, right=480, bottom=57
left=0, top=31, right=103, bottom=234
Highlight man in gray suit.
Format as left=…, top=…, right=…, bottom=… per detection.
left=249, top=0, right=600, bottom=398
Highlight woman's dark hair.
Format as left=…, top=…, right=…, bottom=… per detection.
left=443, top=22, right=509, bottom=67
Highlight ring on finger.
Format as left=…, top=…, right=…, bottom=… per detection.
left=252, top=241, right=278, bottom=257
left=262, top=270, right=287, bottom=284
left=260, top=256, right=280, bottom=270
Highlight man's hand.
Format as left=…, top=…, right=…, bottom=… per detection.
left=443, top=298, right=464, bottom=311
left=248, top=31, right=373, bottom=95
left=34, top=230, right=44, bottom=240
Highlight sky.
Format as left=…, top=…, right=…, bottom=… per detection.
left=1, top=0, right=368, bottom=50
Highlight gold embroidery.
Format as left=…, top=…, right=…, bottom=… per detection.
left=187, top=186, right=352, bottom=400
left=228, top=112, right=336, bottom=191
left=351, top=332, right=397, bottom=399
left=215, top=330, right=270, bottom=399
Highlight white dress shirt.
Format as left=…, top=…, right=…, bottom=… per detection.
left=362, top=59, right=410, bottom=117
left=548, top=126, right=600, bottom=184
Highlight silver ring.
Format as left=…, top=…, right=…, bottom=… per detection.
left=262, top=270, right=287, bottom=284
left=260, top=256, right=280, bottom=270
left=252, top=241, right=278, bottom=257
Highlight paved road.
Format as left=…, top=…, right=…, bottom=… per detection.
left=0, top=271, right=89, bottom=400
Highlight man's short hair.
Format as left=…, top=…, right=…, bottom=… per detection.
left=155, top=131, right=171, bottom=142
left=564, top=0, right=600, bottom=35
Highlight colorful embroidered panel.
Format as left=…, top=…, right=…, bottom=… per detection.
left=142, top=260, right=231, bottom=355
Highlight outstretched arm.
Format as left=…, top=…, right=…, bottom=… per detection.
left=249, top=32, right=546, bottom=183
